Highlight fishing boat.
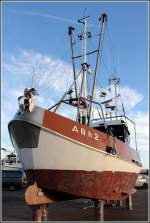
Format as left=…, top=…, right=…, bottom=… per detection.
left=8, top=14, right=142, bottom=201
left=1, top=148, right=22, bottom=171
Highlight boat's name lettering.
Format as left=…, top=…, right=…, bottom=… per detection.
left=72, top=125, right=100, bottom=141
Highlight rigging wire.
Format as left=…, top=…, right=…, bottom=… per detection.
left=36, top=32, right=69, bottom=89
left=105, top=24, right=118, bottom=75
left=93, top=22, right=120, bottom=99
left=29, top=32, right=68, bottom=89
left=89, top=20, right=119, bottom=88
left=39, top=14, right=123, bottom=122
left=38, top=45, right=70, bottom=91
left=39, top=60, right=69, bottom=95
left=86, top=23, right=119, bottom=121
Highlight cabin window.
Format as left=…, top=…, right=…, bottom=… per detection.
left=94, top=124, right=130, bottom=143
left=2, top=170, right=22, bottom=178
left=8, top=121, right=41, bottom=149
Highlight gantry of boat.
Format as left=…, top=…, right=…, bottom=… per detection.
left=8, top=14, right=142, bottom=201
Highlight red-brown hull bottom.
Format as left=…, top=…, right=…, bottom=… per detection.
left=26, top=170, right=138, bottom=201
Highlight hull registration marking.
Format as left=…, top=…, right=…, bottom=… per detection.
left=72, top=125, right=100, bottom=141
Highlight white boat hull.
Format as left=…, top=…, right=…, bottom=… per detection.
left=8, top=106, right=141, bottom=200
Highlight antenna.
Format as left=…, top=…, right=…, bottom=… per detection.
left=117, top=47, right=120, bottom=77
left=108, top=76, right=120, bottom=117
left=83, top=8, right=87, bottom=16
left=32, top=67, right=36, bottom=88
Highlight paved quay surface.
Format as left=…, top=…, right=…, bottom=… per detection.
left=2, top=188, right=148, bottom=221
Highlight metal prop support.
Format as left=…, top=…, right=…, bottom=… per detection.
left=32, top=204, right=49, bottom=221
left=126, top=194, right=133, bottom=210
left=25, top=183, right=56, bottom=221
left=94, top=199, right=105, bottom=222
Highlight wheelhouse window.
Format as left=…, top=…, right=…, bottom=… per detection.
left=94, top=122, right=130, bottom=143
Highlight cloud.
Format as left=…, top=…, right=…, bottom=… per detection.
left=96, top=84, right=144, bottom=113
left=120, top=85, right=144, bottom=110
left=91, top=85, right=148, bottom=155
left=2, top=49, right=74, bottom=150
left=37, top=95, right=55, bottom=108
left=129, top=111, right=149, bottom=152
left=2, top=49, right=148, bottom=165
left=91, top=84, right=144, bottom=120
left=3, top=49, right=73, bottom=97
left=39, top=59, right=73, bottom=93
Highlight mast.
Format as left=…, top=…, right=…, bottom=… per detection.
left=50, top=14, right=107, bottom=126
left=68, top=26, right=80, bottom=122
left=78, top=16, right=89, bottom=124
left=83, top=16, right=87, bottom=102
left=87, top=14, right=107, bottom=125
left=82, top=16, right=88, bottom=124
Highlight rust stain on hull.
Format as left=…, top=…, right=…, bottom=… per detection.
left=26, top=170, right=138, bottom=201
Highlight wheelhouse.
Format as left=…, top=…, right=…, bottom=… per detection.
left=90, top=118, right=130, bottom=144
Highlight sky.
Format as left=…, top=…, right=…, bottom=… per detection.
left=1, top=1, right=149, bottom=168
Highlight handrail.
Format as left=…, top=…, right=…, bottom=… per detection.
left=48, top=98, right=138, bottom=152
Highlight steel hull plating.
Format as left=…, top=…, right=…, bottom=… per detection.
left=26, top=169, right=137, bottom=200
left=8, top=106, right=141, bottom=200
